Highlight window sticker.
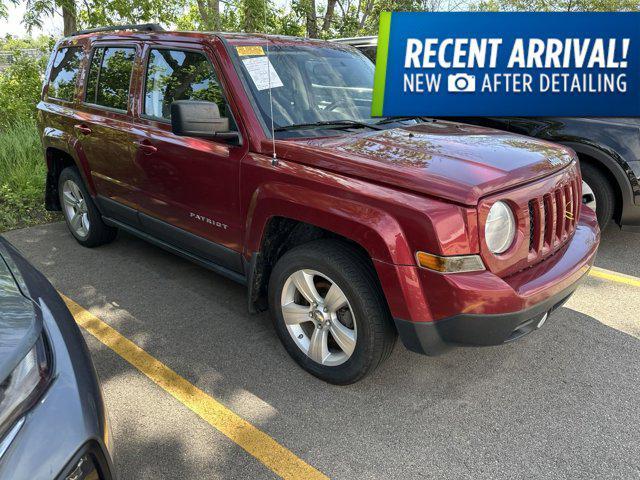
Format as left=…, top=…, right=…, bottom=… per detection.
left=236, top=46, right=265, bottom=56
left=242, top=56, right=284, bottom=91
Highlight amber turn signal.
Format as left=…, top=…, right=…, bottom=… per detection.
left=416, top=252, right=485, bottom=273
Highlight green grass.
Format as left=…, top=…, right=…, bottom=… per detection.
left=0, top=120, right=61, bottom=232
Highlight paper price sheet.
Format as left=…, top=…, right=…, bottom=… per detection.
left=242, top=56, right=284, bottom=91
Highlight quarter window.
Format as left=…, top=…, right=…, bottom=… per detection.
left=48, top=47, right=83, bottom=101
left=144, top=49, right=231, bottom=123
left=85, top=47, right=135, bottom=111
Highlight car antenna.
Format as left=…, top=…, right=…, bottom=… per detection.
left=264, top=2, right=278, bottom=166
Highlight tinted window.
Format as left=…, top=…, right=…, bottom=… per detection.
left=85, top=48, right=103, bottom=105
left=144, top=49, right=230, bottom=122
left=85, top=47, right=135, bottom=111
left=48, top=47, right=83, bottom=101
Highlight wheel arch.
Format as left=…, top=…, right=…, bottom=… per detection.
left=43, top=128, right=95, bottom=211
left=45, top=147, right=77, bottom=211
left=564, top=141, right=632, bottom=225
left=244, top=184, right=415, bottom=264
left=243, top=186, right=415, bottom=313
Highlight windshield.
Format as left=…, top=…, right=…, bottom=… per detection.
left=232, top=44, right=376, bottom=136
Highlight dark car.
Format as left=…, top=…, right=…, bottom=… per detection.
left=456, top=117, right=640, bottom=232
left=0, top=237, right=114, bottom=479
left=37, top=25, right=599, bottom=384
left=334, top=36, right=640, bottom=232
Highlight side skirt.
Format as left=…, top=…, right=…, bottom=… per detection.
left=102, top=216, right=247, bottom=286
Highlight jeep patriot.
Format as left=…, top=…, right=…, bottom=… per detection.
left=37, top=24, right=600, bottom=384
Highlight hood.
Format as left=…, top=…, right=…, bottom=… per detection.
left=0, top=241, right=41, bottom=382
left=277, top=121, right=576, bottom=206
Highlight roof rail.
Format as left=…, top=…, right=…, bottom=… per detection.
left=71, top=23, right=164, bottom=36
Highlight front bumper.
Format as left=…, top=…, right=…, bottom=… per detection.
left=392, top=208, right=600, bottom=355
left=395, top=276, right=583, bottom=355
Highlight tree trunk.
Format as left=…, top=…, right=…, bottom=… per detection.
left=306, top=0, right=318, bottom=37
left=322, top=0, right=337, bottom=32
left=359, top=0, right=374, bottom=29
left=61, top=2, right=77, bottom=36
left=212, top=0, right=220, bottom=30
left=196, top=0, right=221, bottom=31
left=242, top=0, right=265, bottom=33
left=196, top=0, right=211, bottom=28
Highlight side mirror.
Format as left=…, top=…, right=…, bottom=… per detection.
left=170, top=100, right=240, bottom=144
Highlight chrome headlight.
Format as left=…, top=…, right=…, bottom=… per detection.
left=485, top=201, right=516, bottom=254
left=0, top=336, right=49, bottom=438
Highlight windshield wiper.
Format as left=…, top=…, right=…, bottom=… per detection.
left=374, top=116, right=431, bottom=125
left=274, top=120, right=382, bottom=132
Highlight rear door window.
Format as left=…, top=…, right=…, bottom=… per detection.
left=48, top=47, right=84, bottom=101
left=85, top=46, right=135, bottom=111
left=143, top=48, right=233, bottom=125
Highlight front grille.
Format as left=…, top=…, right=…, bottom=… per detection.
left=528, top=177, right=580, bottom=261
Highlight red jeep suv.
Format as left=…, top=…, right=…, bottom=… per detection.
left=37, top=24, right=600, bottom=384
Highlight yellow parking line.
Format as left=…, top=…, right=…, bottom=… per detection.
left=589, top=267, right=640, bottom=288
left=60, top=294, right=328, bottom=480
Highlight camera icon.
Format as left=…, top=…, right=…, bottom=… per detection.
left=447, top=73, right=476, bottom=93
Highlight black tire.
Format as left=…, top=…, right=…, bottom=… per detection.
left=58, top=167, right=117, bottom=247
left=581, top=162, right=615, bottom=230
left=268, top=239, right=396, bottom=384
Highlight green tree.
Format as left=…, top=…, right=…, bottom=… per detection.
left=241, top=0, right=267, bottom=32
left=2, top=0, right=78, bottom=35
left=0, top=34, right=53, bottom=52
left=196, top=0, right=220, bottom=30
left=292, top=0, right=344, bottom=38
left=0, top=52, right=47, bottom=126
left=2, top=0, right=185, bottom=36
left=475, top=0, right=640, bottom=10
left=290, top=0, right=469, bottom=38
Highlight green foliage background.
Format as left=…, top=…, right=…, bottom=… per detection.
left=0, top=118, right=59, bottom=232
left=0, top=36, right=60, bottom=231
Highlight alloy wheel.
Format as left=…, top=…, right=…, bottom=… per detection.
left=280, top=269, right=357, bottom=366
left=62, top=180, right=90, bottom=238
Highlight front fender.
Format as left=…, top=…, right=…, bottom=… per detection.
left=241, top=155, right=480, bottom=321
left=244, top=181, right=432, bottom=320
left=242, top=155, right=479, bottom=263
left=244, top=181, right=413, bottom=265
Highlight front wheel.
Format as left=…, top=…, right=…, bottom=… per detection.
left=59, top=167, right=117, bottom=247
left=268, top=240, right=396, bottom=384
left=580, top=162, right=615, bottom=230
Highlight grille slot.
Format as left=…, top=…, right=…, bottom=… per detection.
left=528, top=201, right=535, bottom=248
left=528, top=178, right=579, bottom=260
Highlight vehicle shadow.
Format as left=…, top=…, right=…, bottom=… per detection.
left=595, top=224, right=640, bottom=278
left=4, top=222, right=640, bottom=479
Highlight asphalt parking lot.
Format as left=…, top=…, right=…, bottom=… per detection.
left=4, top=222, right=640, bottom=480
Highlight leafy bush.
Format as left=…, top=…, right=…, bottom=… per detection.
left=0, top=119, right=60, bottom=232
left=0, top=38, right=58, bottom=231
left=0, top=52, right=47, bottom=128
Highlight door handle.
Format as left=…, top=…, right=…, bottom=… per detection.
left=137, top=141, right=157, bottom=155
left=74, top=124, right=92, bottom=135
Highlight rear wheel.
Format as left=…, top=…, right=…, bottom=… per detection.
left=580, top=162, right=615, bottom=230
left=59, top=167, right=117, bottom=247
left=268, top=240, right=396, bottom=384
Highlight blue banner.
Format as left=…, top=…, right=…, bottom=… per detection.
left=372, top=12, right=640, bottom=117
